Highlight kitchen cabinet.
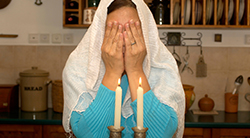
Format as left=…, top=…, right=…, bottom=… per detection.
left=63, top=0, right=250, bottom=28
left=0, top=124, right=67, bottom=138
left=43, top=125, right=67, bottom=138
left=184, top=128, right=250, bottom=138
left=184, top=128, right=211, bottom=138
left=0, top=125, right=42, bottom=138
left=212, top=128, right=250, bottom=138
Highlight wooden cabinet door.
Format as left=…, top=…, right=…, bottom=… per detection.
left=43, top=125, right=68, bottom=138
left=0, top=124, right=42, bottom=138
left=184, top=128, right=211, bottom=138
left=212, top=128, right=250, bottom=138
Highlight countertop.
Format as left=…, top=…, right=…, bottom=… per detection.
left=1, top=109, right=250, bottom=128
left=0, top=108, right=62, bottom=125
left=185, top=110, right=250, bottom=128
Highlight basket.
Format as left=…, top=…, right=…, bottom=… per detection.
left=52, top=80, right=64, bottom=113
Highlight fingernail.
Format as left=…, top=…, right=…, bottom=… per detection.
left=119, top=25, right=122, bottom=29
left=130, top=19, right=134, bottom=24
left=136, top=21, right=140, bottom=26
left=126, top=23, right=129, bottom=28
left=114, top=21, right=117, bottom=25
left=108, top=22, right=112, bottom=27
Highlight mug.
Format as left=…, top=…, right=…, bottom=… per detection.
left=245, top=93, right=250, bottom=103
left=225, top=93, right=238, bottom=113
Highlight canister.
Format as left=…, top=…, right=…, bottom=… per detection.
left=18, top=67, right=51, bottom=112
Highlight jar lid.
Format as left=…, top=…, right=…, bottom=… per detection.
left=19, top=67, right=49, bottom=77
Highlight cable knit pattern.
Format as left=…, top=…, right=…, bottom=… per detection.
left=70, top=76, right=178, bottom=138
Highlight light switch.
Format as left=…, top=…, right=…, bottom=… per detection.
left=40, top=34, right=50, bottom=43
left=63, top=33, right=73, bottom=43
left=245, top=35, right=250, bottom=44
left=52, top=34, right=62, bottom=43
left=29, top=34, right=39, bottom=43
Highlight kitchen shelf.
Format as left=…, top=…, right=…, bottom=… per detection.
left=63, top=0, right=250, bottom=28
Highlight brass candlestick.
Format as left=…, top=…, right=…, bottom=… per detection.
left=132, top=127, right=148, bottom=138
left=108, top=126, right=124, bottom=138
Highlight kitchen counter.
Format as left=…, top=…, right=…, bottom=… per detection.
left=0, top=108, right=62, bottom=125
left=1, top=109, right=250, bottom=128
left=185, top=110, right=250, bottom=128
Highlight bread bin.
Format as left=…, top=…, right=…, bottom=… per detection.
left=18, top=67, right=51, bottom=112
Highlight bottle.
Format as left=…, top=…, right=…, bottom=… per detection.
left=67, top=14, right=78, bottom=24
left=88, top=0, right=100, bottom=8
left=154, top=0, right=165, bottom=25
left=68, top=1, right=79, bottom=9
left=149, top=0, right=158, bottom=15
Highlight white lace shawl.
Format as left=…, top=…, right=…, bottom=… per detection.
left=62, top=0, right=185, bottom=137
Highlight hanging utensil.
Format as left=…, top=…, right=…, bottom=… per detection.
left=0, top=0, right=11, bottom=9
left=182, top=46, right=193, bottom=74
left=244, top=77, right=250, bottom=103
left=232, top=75, right=243, bottom=95
left=172, top=46, right=182, bottom=68
left=196, top=46, right=207, bottom=77
left=35, top=0, right=42, bottom=5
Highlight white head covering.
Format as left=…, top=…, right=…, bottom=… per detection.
left=62, top=0, right=185, bottom=137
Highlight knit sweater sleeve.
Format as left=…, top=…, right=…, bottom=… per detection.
left=70, top=84, right=115, bottom=138
left=130, top=90, right=178, bottom=138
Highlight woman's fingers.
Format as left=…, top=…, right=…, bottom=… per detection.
left=128, top=20, right=141, bottom=46
left=123, top=31, right=132, bottom=52
left=108, top=21, right=118, bottom=43
left=135, top=21, right=144, bottom=43
left=111, top=25, right=123, bottom=53
left=125, top=22, right=136, bottom=46
left=103, top=22, right=113, bottom=45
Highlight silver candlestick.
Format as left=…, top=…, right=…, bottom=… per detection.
left=132, top=127, right=148, bottom=138
left=108, top=126, right=124, bottom=138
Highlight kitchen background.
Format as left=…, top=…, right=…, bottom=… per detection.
left=1, top=0, right=250, bottom=112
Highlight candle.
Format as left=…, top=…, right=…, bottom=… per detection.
left=114, top=78, right=122, bottom=128
left=137, top=77, right=144, bottom=129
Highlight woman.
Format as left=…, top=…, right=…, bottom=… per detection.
left=62, top=0, right=185, bottom=137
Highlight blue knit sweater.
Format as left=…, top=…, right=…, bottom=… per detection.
left=70, top=75, right=178, bottom=138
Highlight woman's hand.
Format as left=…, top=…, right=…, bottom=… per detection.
left=123, top=20, right=150, bottom=101
left=101, top=21, right=124, bottom=77
left=123, top=20, right=147, bottom=75
left=101, top=21, right=124, bottom=91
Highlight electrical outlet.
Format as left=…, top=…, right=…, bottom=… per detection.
left=63, top=33, right=73, bottom=43
left=40, top=34, right=50, bottom=43
left=245, top=35, right=250, bottom=44
left=52, top=34, right=62, bottom=43
left=29, top=34, right=39, bottom=43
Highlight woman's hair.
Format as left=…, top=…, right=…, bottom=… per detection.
left=107, top=0, right=136, bottom=14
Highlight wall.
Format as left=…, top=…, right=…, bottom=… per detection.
left=0, top=0, right=250, bottom=111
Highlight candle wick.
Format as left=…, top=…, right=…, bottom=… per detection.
left=139, top=84, right=142, bottom=87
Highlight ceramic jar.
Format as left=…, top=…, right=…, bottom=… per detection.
left=198, top=94, right=214, bottom=111
left=183, top=84, right=195, bottom=113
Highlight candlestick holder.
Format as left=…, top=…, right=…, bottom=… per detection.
left=108, top=126, right=124, bottom=138
left=132, top=127, right=148, bottom=138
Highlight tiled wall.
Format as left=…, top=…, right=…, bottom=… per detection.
left=1, top=45, right=250, bottom=111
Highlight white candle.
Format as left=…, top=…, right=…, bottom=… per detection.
left=114, top=78, right=122, bottom=128
left=137, top=77, right=144, bottom=129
